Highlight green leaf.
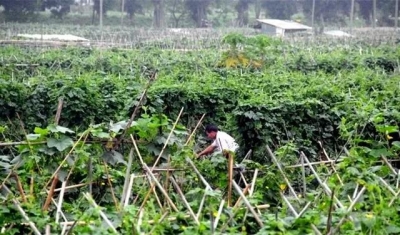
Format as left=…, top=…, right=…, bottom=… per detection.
left=369, top=148, right=390, bottom=158
left=101, top=150, right=127, bottom=166
left=47, top=136, right=74, bottom=151
left=376, top=125, right=398, bottom=134
left=91, top=129, right=110, bottom=138
left=386, top=225, right=400, bottom=234
left=38, top=147, right=57, bottom=156
left=34, top=127, right=49, bottom=136
left=48, top=124, right=74, bottom=134
left=109, top=120, right=138, bottom=133
left=26, top=134, right=41, bottom=141
left=392, top=141, right=400, bottom=148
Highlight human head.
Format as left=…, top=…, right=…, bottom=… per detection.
left=205, top=124, right=218, bottom=139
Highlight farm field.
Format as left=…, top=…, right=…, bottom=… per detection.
left=1, top=29, right=400, bottom=234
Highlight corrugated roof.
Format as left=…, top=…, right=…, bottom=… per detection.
left=257, top=19, right=312, bottom=30
left=17, top=34, right=89, bottom=42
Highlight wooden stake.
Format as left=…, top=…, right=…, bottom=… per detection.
left=123, top=174, right=135, bottom=207
left=103, top=161, right=119, bottom=211
left=2, top=185, right=41, bottom=235
left=186, top=157, right=212, bottom=190
left=121, top=148, right=134, bottom=206
left=143, top=164, right=179, bottom=212
left=170, top=177, right=199, bottom=225
left=56, top=181, right=67, bottom=223
left=115, top=72, right=156, bottom=149
left=150, top=107, right=184, bottom=171
left=327, top=187, right=366, bottom=235
left=232, top=181, right=263, bottom=227
left=83, top=193, right=118, bottom=234
left=214, top=199, right=225, bottom=230
left=42, top=175, right=58, bottom=211
left=267, top=145, right=300, bottom=202
left=184, top=113, right=206, bottom=146
left=12, top=173, right=27, bottom=203
left=227, top=152, right=234, bottom=207
left=54, top=98, right=64, bottom=124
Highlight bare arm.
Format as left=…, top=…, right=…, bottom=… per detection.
left=197, top=145, right=216, bottom=158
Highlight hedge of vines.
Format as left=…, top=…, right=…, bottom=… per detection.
left=1, top=37, right=400, bottom=162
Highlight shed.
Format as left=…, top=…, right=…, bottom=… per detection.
left=256, top=19, right=312, bottom=37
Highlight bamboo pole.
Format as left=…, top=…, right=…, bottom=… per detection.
left=150, top=107, right=184, bottom=170
left=145, top=174, right=164, bottom=210
left=266, top=145, right=300, bottom=202
left=2, top=186, right=41, bottom=235
left=42, top=176, right=58, bottom=211
left=123, top=174, right=135, bottom=207
left=186, top=157, right=212, bottom=190
left=213, top=199, right=225, bottom=230
left=0, top=139, right=147, bottom=147
left=232, top=181, right=263, bottom=227
left=103, top=161, right=120, bottom=211
left=54, top=183, right=87, bottom=192
left=120, top=149, right=134, bottom=207
left=55, top=98, right=63, bottom=124
left=83, top=193, right=118, bottom=234
left=301, top=154, right=306, bottom=197
left=43, top=130, right=88, bottom=189
left=196, top=192, right=207, bottom=219
left=327, top=187, right=366, bottom=235
left=280, top=191, right=322, bottom=235
left=170, top=177, right=199, bottom=225
left=56, top=181, right=67, bottom=224
left=143, top=164, right=179, bottom=212
left=149, top=212, right=168, bottom=234
left=382, top=156, right=397, bottom=175
left=227, top=152, right=234, bottom=207
left=184, top=113, right=206, bottom=146
left=13, top=173, right=27, bottom=203
left=115, top=72, right=156, bottom=149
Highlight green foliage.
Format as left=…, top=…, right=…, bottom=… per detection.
left=1, top=37, right=400, bottom=233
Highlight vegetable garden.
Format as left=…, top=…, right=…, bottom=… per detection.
left=1, top=32, right=400, bottom=234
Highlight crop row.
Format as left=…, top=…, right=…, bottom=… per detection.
left=0, top=39, right=399, bottom=161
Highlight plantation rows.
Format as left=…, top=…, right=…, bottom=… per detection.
left=1, top=39, right=399, bottom=160
left=1, top=35, right=400, bottom=234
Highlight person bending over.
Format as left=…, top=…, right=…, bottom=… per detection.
left=197, top=124, right=239, bottom=158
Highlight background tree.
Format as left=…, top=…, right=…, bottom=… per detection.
left=261, top=0, right=297, bottom=20
left=124, top=0, right=144, bottom=22
left=357, top=0, right=373, bottom=25
left=185, top=0, right=212, bottom=27
left=235, top=0, right=252, bottom=26
left=166, top=0, right=186, bottom=27
left=43, top=0, right=74, bottom=19
left=302, top=0, right=351, bottom=26
left=0, top=0, right=39, bottom=22
left=153, top=0, right=164, bottom=28
left=93, top=0, right=113, bottom=18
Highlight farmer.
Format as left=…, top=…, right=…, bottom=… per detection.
left=197, top=124, right=239, bottom=158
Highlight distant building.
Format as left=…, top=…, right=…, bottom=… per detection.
left=256, top=19, right=312, bottom=37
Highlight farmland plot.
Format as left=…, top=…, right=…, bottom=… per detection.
left=1, top=33, right=400, bottom=234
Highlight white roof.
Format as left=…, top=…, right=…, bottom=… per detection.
left=257, top=19, right=312, bottom=30
left=323, top=30, right=353, bottom=37
left=17, top=34, right=89, bottom=42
